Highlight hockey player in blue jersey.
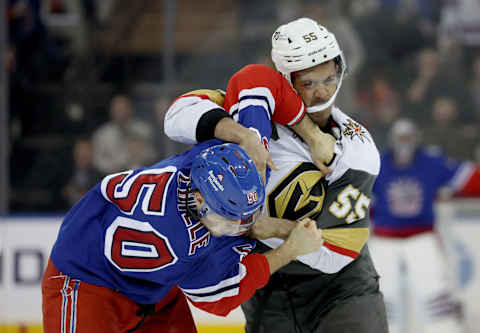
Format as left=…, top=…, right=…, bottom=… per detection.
left=41, top=141, right=324, bottom=333
left=369, top=118, right=480, bottom=333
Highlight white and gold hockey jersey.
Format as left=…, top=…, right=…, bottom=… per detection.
left=165, top=64, right=380, bottom=276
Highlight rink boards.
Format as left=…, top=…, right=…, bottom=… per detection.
left=1, top=199, right=479, bottom=332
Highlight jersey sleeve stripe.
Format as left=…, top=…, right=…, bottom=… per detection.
left=238, top=95, right=272, bottom=119
left=323, top=241, right=359, bottom=259
left=183, top=285, right=240, bottom=302
left=180, top=89, right=225, bottom=106
left=322, top=227, right=370, bottom=254
left=228, top=103, right=239, bottom=115
left=286, top=103, right=305, bottom=126
left=185, top=253, right=269, bottom=316
left=450, top=162, right=475, bottom=192
left=238, top=87, right=275, bottom=114
left=181, top=262, right=246, bottom=295
left=297, top=245, right=355, bottom=273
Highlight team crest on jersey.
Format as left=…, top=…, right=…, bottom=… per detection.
left=268, top=163, right=325, bottom=221
left=387, top=178, right=423, bottom=217
left=342, top=119, right=370, bottom=143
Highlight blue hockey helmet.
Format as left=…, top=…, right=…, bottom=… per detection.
left=191, top=143, right=265, bottom=234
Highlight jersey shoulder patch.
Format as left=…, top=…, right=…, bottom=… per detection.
left=329, top=108, right=380, bottom=182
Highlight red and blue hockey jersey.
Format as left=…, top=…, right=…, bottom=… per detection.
left=372, top=148, right=480, bottom=237
left=50, top=139, right=270, bottom=316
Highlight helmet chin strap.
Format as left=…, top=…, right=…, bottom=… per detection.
left=306, top=68, right=345, bottom=113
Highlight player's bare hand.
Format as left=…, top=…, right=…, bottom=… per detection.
left=309, top=133, right=336, bottom=175
left=283, top=218, right=323, bottom=257
left=239, top=131, right=278, bottom=184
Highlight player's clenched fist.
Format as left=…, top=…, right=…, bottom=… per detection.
left=284, top=218, right=323, bottom=257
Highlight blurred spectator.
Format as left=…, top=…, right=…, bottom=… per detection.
left=378, top=0, right=442, bottom=36
left=404, top=48, right=472, bottom=123
left=370, top=118, right=480, bottom=333
left=357, top=74, right=401, bottom=151
left=7, top=0, right=67, bottom=81
left=352, top=2, right=430, bottom=69
left=62, top=137, right=102, bottom=207
left=92, top=95, right=155, bottom=174
left=422, top=96, right=478, bottom=160
left=438, top=0, right=480, bottom=65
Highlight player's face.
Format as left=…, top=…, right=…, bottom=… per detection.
left=194, top=191, right=261, bottom=236
left=292, top=60, right=338, bottom=126
left=392, top=132, right=417, bottom=166
left=199, top=207, right=261, bottom=237
left=200, top=212, right=243, bottom=237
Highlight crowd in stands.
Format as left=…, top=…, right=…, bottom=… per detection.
left=7, top=0, right=480, bottom=211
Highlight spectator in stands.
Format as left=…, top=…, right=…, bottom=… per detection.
left=62, top=138, right=102, bottom=207
left=405, top=48, right=472, bottom=123
left=438, top=0, right=480, bottom=66
left=422, top=96, right=477, bottom=161
left=351, top=1, right=430, bottom=69
left=357, top=73, right=402, bottom=151
left=92, top=95, right=155, bottom=175
left=370, top=118, right=480, bottom=333
left=8, top=0, right=66, bottom=81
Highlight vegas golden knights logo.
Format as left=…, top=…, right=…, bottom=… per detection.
left=267, top=163, right=325, bottom=221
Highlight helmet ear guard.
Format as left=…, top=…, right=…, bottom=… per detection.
left=271, top=17, right=347, bottom=113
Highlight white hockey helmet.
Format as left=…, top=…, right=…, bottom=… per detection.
left=271, top=18, right=347, bottom=113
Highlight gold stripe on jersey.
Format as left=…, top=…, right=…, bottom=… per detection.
left=322, top=227, right=370, bottom=254
left=267, top=162, right=325, bottom=221
left=182, top=89, right=225, bottom=106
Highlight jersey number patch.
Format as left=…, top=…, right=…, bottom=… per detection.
left=101, top=167, right=176, bottom=216
left=328, top=184, right=371, bottom=223
left=105, top=216, right=178, bottom=272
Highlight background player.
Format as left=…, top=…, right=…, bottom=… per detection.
left=370, top=118, right=480, bottom=333
left=165, top=17, right=388, bottom=333
left=41, top=141, right=324, bottom=333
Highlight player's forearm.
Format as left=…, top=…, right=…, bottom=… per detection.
left=272, top=217, right=296, bottom=239
left=263, top=244, right=297, bottom=275
left=213, top=117, right=260, bottom=144
left=290, top=114, right=327, bottom=147
left=249, top=215, right=297, bottom=240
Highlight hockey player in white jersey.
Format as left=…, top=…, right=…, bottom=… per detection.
left=164, top=17, right=388, bottom=333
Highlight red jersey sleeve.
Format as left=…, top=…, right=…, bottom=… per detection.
left=455, top=164, right=480, bottom=197
left=187, top=253, right=270, bottom=317
left=224, top=64, right=305, bottom=126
